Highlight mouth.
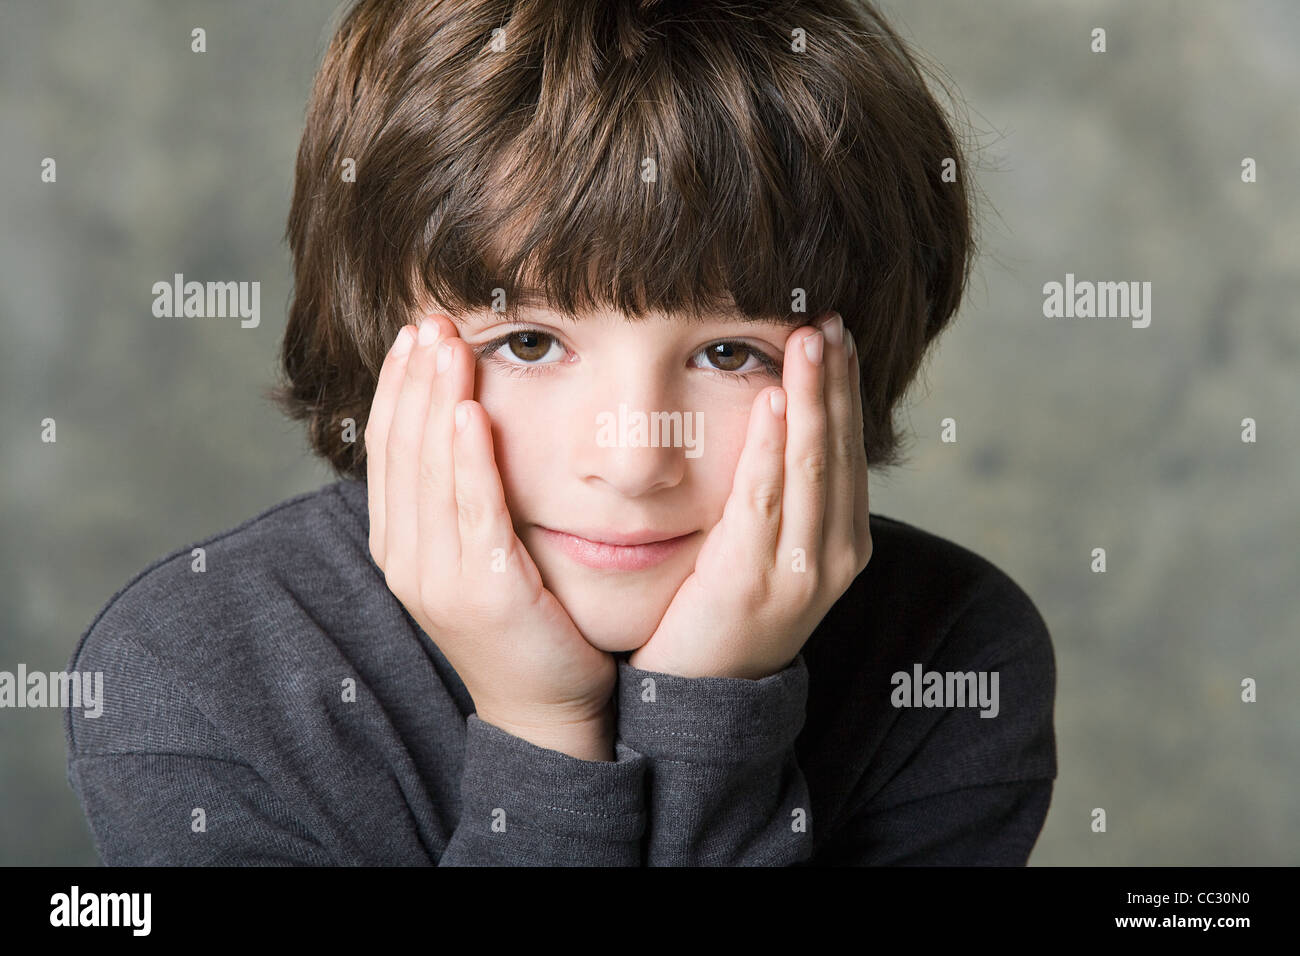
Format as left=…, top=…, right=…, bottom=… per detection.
left=535, top=526, right=698, bottom=571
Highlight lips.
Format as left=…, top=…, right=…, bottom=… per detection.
left=536, top=525, right=697, bottom=571
left=548, top=527, right=690, bottom=547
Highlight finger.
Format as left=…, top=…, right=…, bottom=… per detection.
left=415, top=333, right=468, bottom=584
left=777, top=325, right=828, bottom=578
left=384, top=315, right=454, bottom=594
left=449, top=398, right=535, bottom=591
left=847, top=327, right=872, bottom=560
left=366, top=325, right=416, bottom=565
left=718, top=385, right=788, bottom=575
left=814, top=311, right=856, bottom=560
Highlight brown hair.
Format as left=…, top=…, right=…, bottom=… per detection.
left=270, top=0, right=982, bottom=481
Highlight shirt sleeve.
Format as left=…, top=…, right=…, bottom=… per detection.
left=68, top=730, right=650, bottom=867
left=440, top=714, right=647, bottom=866
left=67, top=752, right=338, bottom=865
left=613, top=652, right=814, bottom=866
left=610, top=560, right=1058, bottom=867
left=66, top=627, right=649, bottom=866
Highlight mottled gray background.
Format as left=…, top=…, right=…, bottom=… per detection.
left=1, top=0, right=1296, bottom=865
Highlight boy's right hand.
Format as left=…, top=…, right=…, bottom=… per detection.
left=365, top=315, right=617, bottom=761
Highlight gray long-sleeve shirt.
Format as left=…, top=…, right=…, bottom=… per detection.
left=64, top=477, right=1057, bottom=865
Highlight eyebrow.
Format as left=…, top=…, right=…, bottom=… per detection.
left=743, top=313, right=815, bottom=328
left=466, top=307, right=813, bottom=329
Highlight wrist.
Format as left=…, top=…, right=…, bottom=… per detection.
left=477, top=705, right=616, bottom=762
left=628, top=645, right=786, bottom=680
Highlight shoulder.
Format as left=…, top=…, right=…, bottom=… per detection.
left=806, top=512, right=1056, bottom=755
left=805, top=512, right=1057, bottom=791
left=70, top=481, right=359, bottom=665
left=66, top=480, right=372, bottom=755
left=856, top=512, right=1053, bottom=667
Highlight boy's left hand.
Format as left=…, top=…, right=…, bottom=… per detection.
left=627, top=312, right=873, bottom=680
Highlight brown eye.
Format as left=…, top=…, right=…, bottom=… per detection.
left=703, top=341, right=751, bottom=372
left=691, top=340, right=782, bottom=380
left=505, top=330, right=555, bottom=362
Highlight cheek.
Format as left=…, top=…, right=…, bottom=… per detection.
left=475, top=381, right=550, bottom=512
left=693, top=405, right=753, bottom=515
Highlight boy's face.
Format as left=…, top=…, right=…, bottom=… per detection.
left=434, top=305, right=796, bottom=652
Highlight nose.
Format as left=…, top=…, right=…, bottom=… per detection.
left=573, top=366, right=692, bottom=498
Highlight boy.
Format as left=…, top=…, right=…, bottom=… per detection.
left=66, top=0, right=1056, bottom=865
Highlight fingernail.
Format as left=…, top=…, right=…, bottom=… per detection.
left=455, top=403, right=469, bottom=433
left=846, top=330, right=856, bottom=356
left=817, top=311, right=843, bottom=346
left=392, top=327, right=414, bottom=355
left=768, top=388, right=786, bottom=418
left=418, top=318, right=438, bottom=347
left=437, top=341, right=454, bottom=373
left=803, top=330, right=823, bottom=364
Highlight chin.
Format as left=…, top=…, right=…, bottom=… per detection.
left=553, top=577, right=686, bottom=651
left=571, top=615, right=656, bottom=654
left=519, top=527, right=692, bottom=653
